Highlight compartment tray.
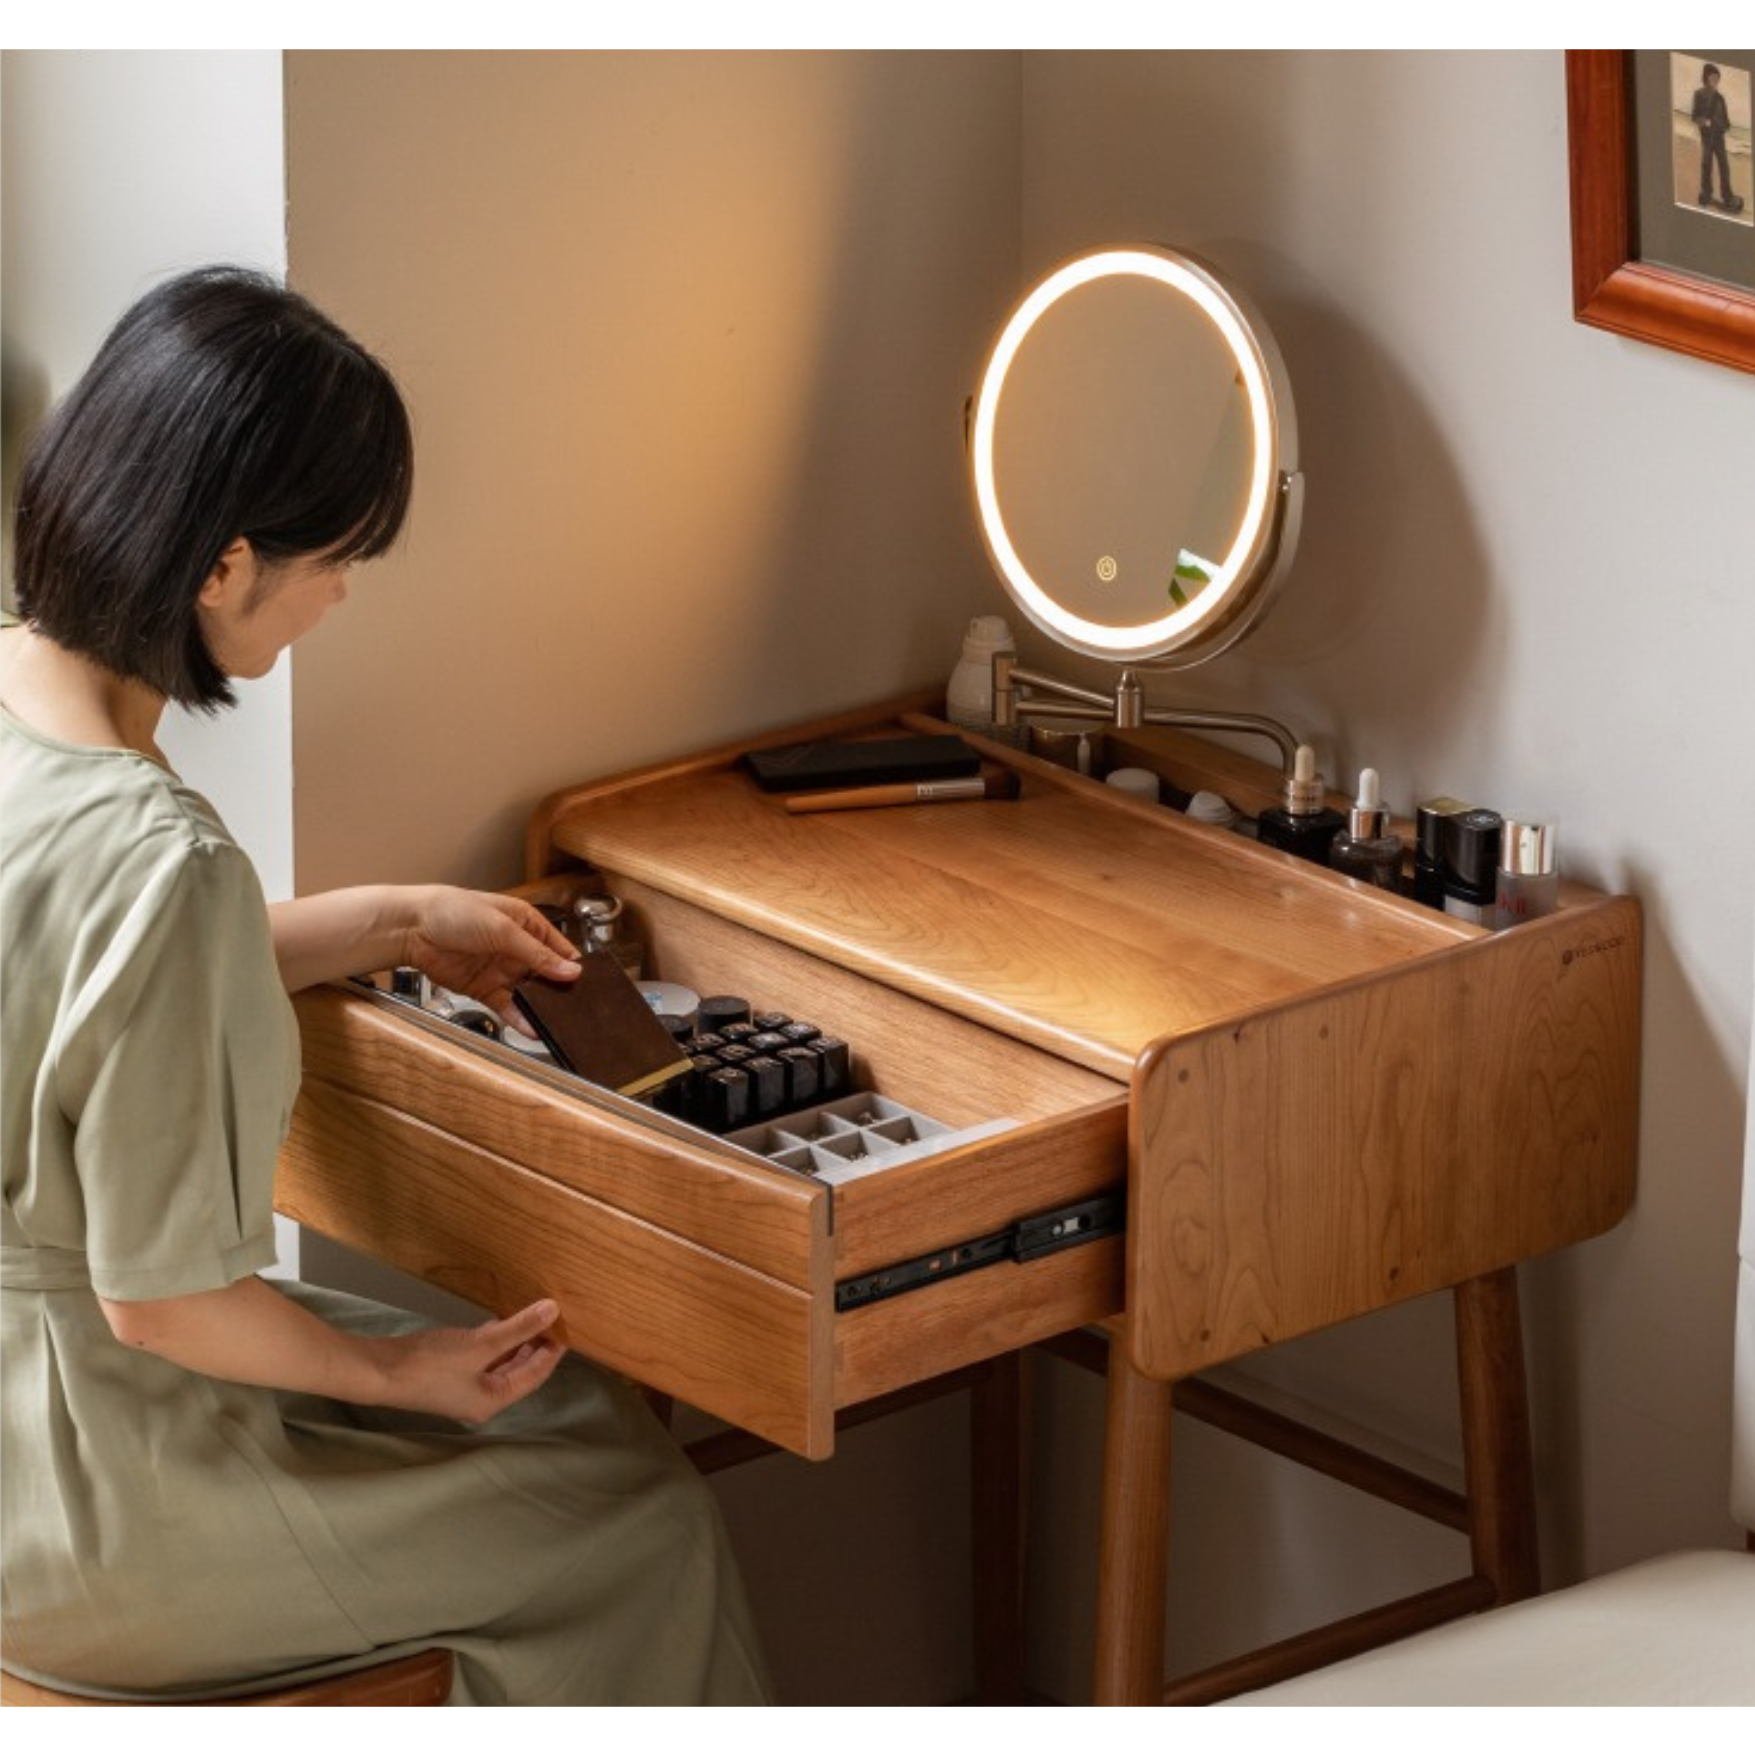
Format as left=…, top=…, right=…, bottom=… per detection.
left=727, top=1093, right=1017, bottom=1185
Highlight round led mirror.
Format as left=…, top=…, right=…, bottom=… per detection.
left=970, top=246, right=1301, bottom=666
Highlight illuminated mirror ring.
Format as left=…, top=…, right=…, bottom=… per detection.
left=971, top=246, right=1301, bottom=666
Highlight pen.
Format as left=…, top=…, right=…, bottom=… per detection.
left=783, top=767, right=1022, bottom=814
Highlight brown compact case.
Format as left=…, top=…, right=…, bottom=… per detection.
left=513, top=952, right=692, bottom=1098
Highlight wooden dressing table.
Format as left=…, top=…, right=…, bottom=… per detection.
left=275, top=695, right=1640, bottom=1703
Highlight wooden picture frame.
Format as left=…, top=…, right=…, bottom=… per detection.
left=1566, top=49, right=1755, bottom=375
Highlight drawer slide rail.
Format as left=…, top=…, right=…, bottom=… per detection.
left=834, top=1192, right=1124, bottom=1312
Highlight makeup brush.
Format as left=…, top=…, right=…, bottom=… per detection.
left=782, top=765, right=1022, bottom=815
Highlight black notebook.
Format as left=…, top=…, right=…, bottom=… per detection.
left=513, top=952, right=692, bottom=1098
left=740, top=733, right=981, bottom=794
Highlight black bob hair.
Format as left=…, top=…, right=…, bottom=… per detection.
left=13, top=266, right=413, bottom=711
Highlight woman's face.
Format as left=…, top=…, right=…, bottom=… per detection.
left=197, top=541, right=351, bottom=681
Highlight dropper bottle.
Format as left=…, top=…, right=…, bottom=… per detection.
left=1257, top=744, right=1347, bottom=864
left=1329, top=768, right=1404, bottom=891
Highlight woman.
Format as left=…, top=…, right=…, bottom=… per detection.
left=0, top=267, right=769, bottom=1704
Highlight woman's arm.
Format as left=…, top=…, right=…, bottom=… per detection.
left=269, top=884, right=579, bottom=1020
left=99, top=1277, right=565, bottom=1425
left=267, top=884, right=421, bottom=991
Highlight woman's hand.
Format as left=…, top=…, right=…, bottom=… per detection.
left=269, top=884, right=579, bottom=1018
left=374, top=1299, right=568, bottom=1425
left=399, top=886, right=580, bottom=1025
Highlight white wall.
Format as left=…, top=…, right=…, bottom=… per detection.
left=2, top=51, right=296, bottom=1272
left=2, top=50, right=291, bottom=893
left=1018, top=49, right=1754, bottom=1699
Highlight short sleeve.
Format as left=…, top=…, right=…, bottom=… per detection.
left=54, top=836, right=297, bottom=1301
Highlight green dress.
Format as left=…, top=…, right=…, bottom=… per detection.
left=0, top=707, right=769, bottom=1704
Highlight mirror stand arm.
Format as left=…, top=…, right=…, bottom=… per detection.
left=994, top=657, right=1114, bottom=716
left=1137, top=704, right=1300, bottom=775
left=993, top=653, right=1299, bottom=776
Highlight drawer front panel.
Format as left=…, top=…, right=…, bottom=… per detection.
left=280, top=1079, right=834, bottom=1457
left=831, top=1101, right=1126, bottom=1278
left=834, top=1237, right=1124, bottom=1408
left=295, top=986, right=822, bottom=1289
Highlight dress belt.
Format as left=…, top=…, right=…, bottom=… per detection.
left=0, top=1243, right=94, bottom=1290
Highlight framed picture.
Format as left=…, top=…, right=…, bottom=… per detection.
left=1567, top=49, right=1755, bottom=374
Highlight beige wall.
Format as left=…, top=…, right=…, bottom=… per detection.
left=285, top=50, right=1020, bottom=894
left=283, top=49, right=1020, bottom=1706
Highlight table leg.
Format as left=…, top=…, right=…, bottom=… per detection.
left=1093, top=1332, right=1174, bottom=1705
left=1455, top=1267, right=1540, bottom=1603
left=970, top=1349, right=1029, bottom=1703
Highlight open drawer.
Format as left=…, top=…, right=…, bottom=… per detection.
left=277, top=876, right=1128, bottom=1461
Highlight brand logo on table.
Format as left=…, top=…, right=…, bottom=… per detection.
left=1562, top=935, right=1625, bottom=966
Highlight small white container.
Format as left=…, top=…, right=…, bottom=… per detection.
left=638, top=980, right=700, bottom=1023
left=1185, top=790, right=1238, bottom=829
left=1105, top=767, right=1160, bottom=803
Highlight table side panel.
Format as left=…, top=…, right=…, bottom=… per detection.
left=1127, top=896, right=1641, bottom=1379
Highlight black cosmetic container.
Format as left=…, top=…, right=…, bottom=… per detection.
left=809, top=1035, right=851, bottom=1097
left=699, top=1065, right=752, bottom=1133
left=776, top=1045, right=821, bottom=1109
left=1414, top=796, right=1473, bottom=909
left=743, top=1054, right=788, bottom=1120
left=697, top=995, right=752, bottom=1034
left=1441, top=807, right=1504, bottom=925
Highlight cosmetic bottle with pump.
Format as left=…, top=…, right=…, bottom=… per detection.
left=1329, top=768, right=1403, bottom=890
left=1258, top=745, right=1347, bottom=864
left=1494, top=818, right=1559, bottom=928
left=945, top=615, right=1018, bottom=743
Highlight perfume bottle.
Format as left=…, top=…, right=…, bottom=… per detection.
left=1258, top=745, right=1347, bottom=864
left=571, top=893, right=644, bottom=978
left=1329, top=768, right=1403, bottom=890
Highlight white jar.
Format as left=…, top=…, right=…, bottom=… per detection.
left=945, top=614, right=1016, bottom=732
left=1105, top=767, right=1160, bottom=803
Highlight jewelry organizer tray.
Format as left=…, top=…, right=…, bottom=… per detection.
left=725, top=1095, right=1015, bottom=1187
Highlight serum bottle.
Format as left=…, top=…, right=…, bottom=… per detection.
left=1329, top=768, right=1404, bottom=890
left=1258, top=745, right=1347, bottom=864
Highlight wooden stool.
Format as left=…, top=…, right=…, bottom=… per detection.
left=0, top=1646, right=454, bottom=1706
